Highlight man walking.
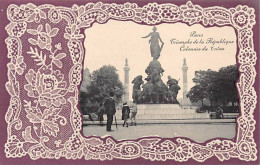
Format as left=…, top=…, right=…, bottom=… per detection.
left=104, top=92, right=116, bottom=132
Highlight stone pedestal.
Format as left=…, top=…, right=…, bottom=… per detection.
left=125, top=104, right=209, bottom=120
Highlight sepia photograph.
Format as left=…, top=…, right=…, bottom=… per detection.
left=80, top=21, right=239, bottom=142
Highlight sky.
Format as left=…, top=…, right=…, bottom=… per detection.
left=83, top=20, right=237, bottom=101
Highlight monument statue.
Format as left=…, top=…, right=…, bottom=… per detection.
left=142, top=26, right=164, bottom=60
left=167, top=76, right=181, bottom=104
left=132, top=75, right=144, bottom=103
left=133, top=26, right=180, bottom=104
left=140, top=79, right=154, bottom=104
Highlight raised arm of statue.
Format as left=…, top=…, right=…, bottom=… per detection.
left=142, top=33, right=151, bottom=38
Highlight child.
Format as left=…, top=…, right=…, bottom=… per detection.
left=122, top=102, right=130, bottom=127
left=130, top=101, right=137, bottom=126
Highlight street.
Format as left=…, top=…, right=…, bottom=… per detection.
left=83, top=122, right=236, bottom=143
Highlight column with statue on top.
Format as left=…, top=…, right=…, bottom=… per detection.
left=182, top=58, right=188, bottom=99
left=180, top=58, right=191, bottom=108
left=123, top=58, right=130, bottom=104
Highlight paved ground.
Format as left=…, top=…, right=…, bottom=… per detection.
left=83, top=122, right=236, bottom=143
left=83, top=118, right=236, bottom=125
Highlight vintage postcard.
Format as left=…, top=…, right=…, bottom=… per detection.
left=0, top=0, right=259, bottom=165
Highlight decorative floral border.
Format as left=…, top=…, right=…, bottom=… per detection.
left=5, top=1, right=257, bottom=162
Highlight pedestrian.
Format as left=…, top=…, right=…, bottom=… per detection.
left=216, top=107, right=224, bottom=119
left=104, top=92, right=116, bottom=132
left=97, top=103, right=104, bottom=126
left=81, top=106, right=94, bottom=126
left=122, top=102, right=130, bottom=127
left=130, top=101, right=137, bottom=126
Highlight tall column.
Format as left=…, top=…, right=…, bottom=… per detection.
left=182, top=58, right=188, bottom=99
left=123, top=58, right=130, bottom=103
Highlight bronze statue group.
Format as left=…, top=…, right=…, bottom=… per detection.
left=130, top=26, right=181, bottom=104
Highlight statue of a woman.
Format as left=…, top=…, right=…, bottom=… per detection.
left=142, top=26, right=164, bottom=60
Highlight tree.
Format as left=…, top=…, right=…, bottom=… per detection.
left=188, top=69, right=218, bottom=106
left=80, top=65, right=124, bottom=114
left=79, top=68, right=91, bottom=115
left=187, top=65, right=239, bottom=108
left=80, top=68, right=91, bottom=93
left=208, top=65, right=239, bottom=107
left=187, top=85, right=207, bottom=106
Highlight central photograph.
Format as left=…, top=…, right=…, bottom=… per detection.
left=80, top=20, right=239, bottom=143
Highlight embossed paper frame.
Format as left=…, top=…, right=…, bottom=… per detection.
left=4, top=0, right=258, bottom=163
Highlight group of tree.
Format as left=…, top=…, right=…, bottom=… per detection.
left=187, top=65, right=239, bottom=108
left=79, top=65, right=124, bottom=115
